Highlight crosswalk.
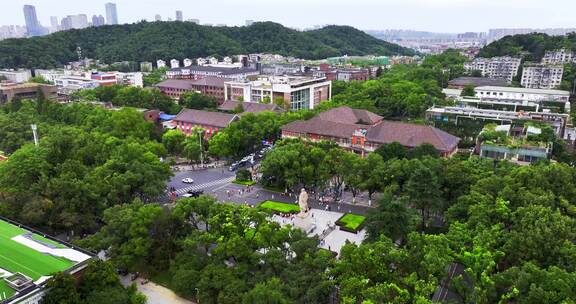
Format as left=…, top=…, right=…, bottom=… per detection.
left=173, top=176, right=235, bottom=195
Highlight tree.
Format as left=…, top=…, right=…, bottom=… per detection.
left=236, top=169, right=252, bottom=182
left=29, top=76, right=52, bottom=84
left=242, top=278, right=290, bottom=304
left=404, top=162, right=442, bottom=229
left=41, top=273, right=82, bottom=304
left=179, top=92, right=218, bottom=110
left=409, top=143, right=439, bottom=159
left=359, top=153, right=387, bottom=200
left=162, top=129, right=186, bottom=155
left=461, top=84, right=476, bottom=97
left=374, top=142, right=407, bottom=161
left=183, top=137, right=202, bottom=163
left=365, top=194, right=418, bottom=242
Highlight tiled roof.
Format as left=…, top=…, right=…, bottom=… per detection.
left=155, top=79, right=194, bottom=90
left=170, top=66, right=258, bottom=75
left=174, top=109, right=238, bottom=128
left=316, top=106, right=382, bottom=125
left=218, top=101, right=285, bottom=113
left=281, top=117, right=366, bottom=139
left=366, top=121, right=460, bottom=152
left=448, top=77, right=509, bottom=87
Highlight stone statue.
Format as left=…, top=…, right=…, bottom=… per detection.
left=297, top=188, right=309, bottom=218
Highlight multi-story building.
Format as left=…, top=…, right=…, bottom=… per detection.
left=115, top=72, right=144, bottom=88
left=156, top=60, right=166, bottom=69
left=54, top=76, right=99, bottom=94
left=0, top=217, right=94, bottom=304
left=23, top=5, right=44, bottom=37
left=176, top=10, right=183, bottom=21
left=0, top=70, right=32, bottom=83
left=166, top=66, right=259, bottom=81
left=0, top=83, right=58, bottom=104
left=477, top=124, right=552, bottom=164
left=542, top=49, right=575, bottom=64
left=156, top=77, right=230, bottom=101
left=312, top=64, right=370, bottom=82
left=91, top=15, right=106, bottom=27
left=464, top=57, right=521, bottom=82
left=448, top=77, right=509, bottom=89
left=521, top=64, right=564, bottom=89
left=140, top=62, right=153, bottom=72
left=105, top=2, right=118, bottom=25
left=474, top=86, right=570, bottom=103
left=90, top=72, right=117, bottom=86
left=172, top=109, right=239, bottom=137
left=224, top=76, right=331, bottom=110
left=281, top=106, right=460, bottom=157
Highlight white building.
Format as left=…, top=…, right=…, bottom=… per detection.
left=474, top=86, right=570, bottom=103
left=197, top=58, right=207, bottom=66
left=542, top=49, right=575, bottom=65
left=156, top=59, right=166, bottom=69
left=170, top=59, right=180, bottom=69
left=464, top=56, right=521, bottom=82
left=54, top=76, right=99, bottom=92
left=521, top=64, right=564, bottom=90
left=183, top=58, right=193, bottom=67
left=115, top=72, right=143, bottom=88
left=224, top=76, right=332, bottom=110
left=140, top=62, right=153, bottom=72
left=0, top=70, right=32, bottom=83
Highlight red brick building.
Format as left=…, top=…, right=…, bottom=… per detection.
left=156, top=78, right=230, bottom=102
left=172, top=109, right=239, bottom=138
left=281, top=106, right=460, bottom=157
left=313, top=64, right=370, bottom=82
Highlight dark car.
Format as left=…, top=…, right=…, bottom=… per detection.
left=187, top=190, right=204, bottom=197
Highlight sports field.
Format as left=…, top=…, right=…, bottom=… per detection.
left=0, top=219, right=78, bottom=300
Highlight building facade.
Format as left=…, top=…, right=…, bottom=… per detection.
left=521, top=64, right=564, bottom=89
left=0, top=83, right=57, bottom=104
left=166, top=66, right=259, bottom=81
left=464, top=56, right=521, bottom=82
left=281, top=106, right=460, bottom=157
left=474, top=86, right=570, bottom=103
left=105, top=2, right=118, bottom=25
left=172, top=109, right=239, bottom=137
left=0, top=70, right=32, bottom=83
left=224, top=76, right=331, bottom=110
left=542, top=49, right=575, bottom=64
left=156, top=78, right=229, bottom=101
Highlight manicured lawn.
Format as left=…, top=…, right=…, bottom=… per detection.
left=259, top=201, right=300, bottom=214
left=336, top=214, right=366, bottom=233
left=0, top=280, right=15, bottom=300
left=233, top=180, right=257, bottom=186
left=0, top=220, right=76, bottom=281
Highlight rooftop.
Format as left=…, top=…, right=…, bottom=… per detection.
left=448, top=77, right=509, bottom=87
left=173, top=109, right=238, bottom=128
left=170, top=66, right=258, bottom=75
left=218, top=100, right=285, bottom=114
left=0, top=218, right=92, bottom=302
left=475, top=86, right=570, bottom=95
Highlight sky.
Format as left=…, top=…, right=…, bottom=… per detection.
left=3, top=0, right=576, bottom=33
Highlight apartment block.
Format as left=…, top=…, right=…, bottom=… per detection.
left=0, top=70, right=32, bottom=83
left=464, top=56, right=521, bottom=82
left=521, top=64, right=564, bottom=89
left=542, top=49, right=575, bottom=64
left=224, top=76, right=331, bottom=111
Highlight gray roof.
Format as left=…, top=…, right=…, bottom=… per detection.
left=155, top=79, right=194, bottom=90
left=174, top=109, right=238, bottom=128
left=170, top=66, right=258, bottom=75
left=448, top=77, right=509, bottom=87
left=316, top=106, right=383, bottom=125
left=475, top=86, right=570, bottom=95
left=365, top=121, right=460, bottom=152
left=218, top=101, right=285, bottom=113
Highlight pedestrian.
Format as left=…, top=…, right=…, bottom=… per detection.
left=368, top=199, right=372, bottom=207
left=256, top=193, right=259, bottom=198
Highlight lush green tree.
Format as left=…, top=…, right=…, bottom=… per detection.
left=374, top=142, right=407, bottom=161
left=183, top=137, right=202, bottom=163
left=461, top=84, right=476, bottom=97
left=42, top=273, right=82, bottom=304
left=179, top=92, right=218, bottom=110
left=29, top=76, right=52, bottom=84
left=242, top=278, right=291, bottom=304
left=365, top=193, right=418, bottom=242
left=143, top=67, right=167, bottom=87
left=162, top=129, right=186, bottom=155
left=409, top=143, right=440, bottom=159
left=404, top=161, right=442, bottom=229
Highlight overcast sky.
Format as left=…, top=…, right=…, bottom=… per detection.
left=4, top=0, right=575, bottom=33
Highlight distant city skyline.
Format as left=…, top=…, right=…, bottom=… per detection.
left=3, top=0, right=576, bottom=33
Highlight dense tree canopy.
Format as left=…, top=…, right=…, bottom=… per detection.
left=0, top=22, right=413, bottom=68
left=478, top=32, right=576, bottom=62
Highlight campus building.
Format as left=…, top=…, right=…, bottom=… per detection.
left=0, top=83, right=57, bottom=104
left=474, top=86, right=571, bottom=103
left=464, top=56, right=521, bottom=82
left=156, top=77, right=229, bottom=102
left=281, top=106, right=460, bottom=157
left=224, top=76, right=332, bottom=110
left=172, top=109, right=239, bottom=138
left=0, top=70, right=32, bottom=83
left=166, top=66, right=259, bottom=81
left=521, top=64, right=564, bottom=89
left=311, top=64, right=370, bottom=82
left=477, top=124, right=553, bottom=164
left=0, top=217, right=93, bottom=304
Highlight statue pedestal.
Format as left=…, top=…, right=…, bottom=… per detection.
left=296, top=211, right=309, bottom=219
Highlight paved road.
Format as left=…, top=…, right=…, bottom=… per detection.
left=120, top=275, right=195, bottom=304
left=163, top=167, right=372, bottom=215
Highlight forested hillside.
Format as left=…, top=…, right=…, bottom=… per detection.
left=0, top=21, right=414, bottom=68
left=478, top=32, right=576, bottom=62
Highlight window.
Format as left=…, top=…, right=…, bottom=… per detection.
left=290, top=88, right=310, bottom=110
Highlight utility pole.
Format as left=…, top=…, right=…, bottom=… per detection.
left=31, top=124, right=39, bottom=146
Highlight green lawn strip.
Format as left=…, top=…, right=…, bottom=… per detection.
left=336, top=214, right=366, bottom=232
left=0, top=280, right=15, bottom=300
left=30, top=234, right=67, bottom=249
left=233, top=180, right=257, bottom=186
left=259, top=201, right=300, bottom=214
left=262, top=185, right=284, bottom=193
left=0, top=221, right=75, bottom=280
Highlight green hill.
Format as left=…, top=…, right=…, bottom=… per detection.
left=0, top=21, right=414, bottom=68
left=478, top=32, right=576, bottom=62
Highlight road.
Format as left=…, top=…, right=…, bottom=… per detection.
left=164, top=166, right=372, bottom=215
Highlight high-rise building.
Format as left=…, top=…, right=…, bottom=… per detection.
left=105, top=2, right=118, bottom=25
left=70, top=14, right=89, bottom=29
left=92, top=15, right=105, bottom=27
left=50, top=16, right=59, bottom=33
left=176, top=10, right=183, bottom=21
left=155, top=14, right=162, bottom=21
left=521, top=64, right=564, bottom=90
left=23, top=5, right=42, bottom=37
left=464, top=56, right=521, bottom=83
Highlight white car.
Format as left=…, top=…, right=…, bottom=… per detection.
left=181, top=178, right=194, bottom=184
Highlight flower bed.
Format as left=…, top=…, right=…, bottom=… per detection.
left=259, top=201, right=300, bottom=214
